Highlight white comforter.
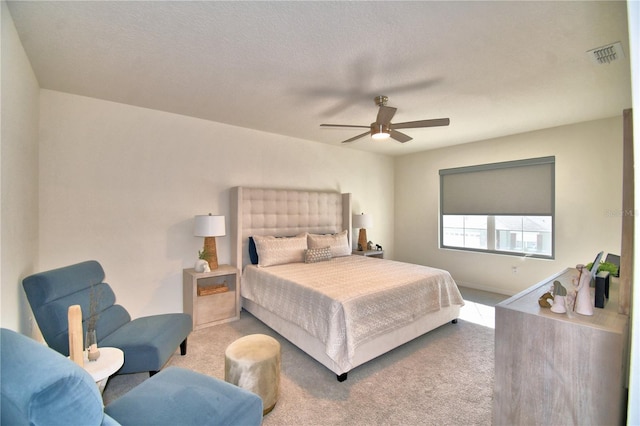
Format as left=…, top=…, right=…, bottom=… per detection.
left=242, top=255, right=464, bottom=371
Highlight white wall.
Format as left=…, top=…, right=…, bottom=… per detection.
left=37, top=90, right=395, bottom=319
left=0, top=1, right=40, bottom=333
left=394, top=117, right=623, bottom=295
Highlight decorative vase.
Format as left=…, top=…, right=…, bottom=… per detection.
left=195, top=259, right=210, bottom=273
left=86, top=329, right=101, bottom=362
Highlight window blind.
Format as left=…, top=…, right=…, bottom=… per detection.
left=440, top=156, right=555, bottom=216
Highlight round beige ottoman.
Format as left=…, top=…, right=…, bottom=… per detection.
left=224, top=334, right=281, bottom=415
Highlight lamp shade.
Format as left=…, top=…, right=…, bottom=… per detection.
left=194, top=214, right=226, bottom=237
left=352, top=213, right=373, bottom=229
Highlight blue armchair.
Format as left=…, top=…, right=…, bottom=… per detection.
left=23, top=260, right=192, bottom=375
left=0, top=328, right=263, bottom=425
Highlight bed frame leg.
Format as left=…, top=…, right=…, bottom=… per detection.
left=337, top=373, right=348, bottom=382
left=451, top=318, right=458, bottom=324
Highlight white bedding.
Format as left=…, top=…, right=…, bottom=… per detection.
left=242, top=255, right=464, bottom=372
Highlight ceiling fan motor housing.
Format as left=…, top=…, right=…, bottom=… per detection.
left=374, top=95, right=388, bottom=106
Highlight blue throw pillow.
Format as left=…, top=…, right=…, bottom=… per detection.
left=249, top=237, right=259, bottom=265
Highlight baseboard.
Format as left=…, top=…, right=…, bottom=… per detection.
left=455, top=280, right=515, bottom=297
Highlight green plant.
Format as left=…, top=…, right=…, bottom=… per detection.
left=198, top=249, right=209, bottom=260
left=586, top=260, right=619, bottom=276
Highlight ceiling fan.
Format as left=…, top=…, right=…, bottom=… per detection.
left=320, top=95, right=449, bottom=144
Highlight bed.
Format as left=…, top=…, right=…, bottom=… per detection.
left=230, top=187, right=464, bottom=381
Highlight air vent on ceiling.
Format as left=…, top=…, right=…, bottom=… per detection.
left=587, top=42, right=624, bottom=64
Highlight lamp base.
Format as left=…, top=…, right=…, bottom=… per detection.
left=358, top=229, right=368, bottom=252
left=203, top=236, right=219, bottom=270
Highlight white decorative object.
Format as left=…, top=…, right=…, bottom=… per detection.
left=550, top=281, right=567, bottom=314
left=195, top=259, right=210, bottom=273
left=574, top=264, right=594, bottom=316
left=550, top=296, right=566, bottom=313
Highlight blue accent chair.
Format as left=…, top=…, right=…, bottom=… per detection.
left=0, top=328, right=263, bottom=426
left=22, top=260, right=192, bottom=375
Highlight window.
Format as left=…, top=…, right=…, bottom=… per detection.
left=439, top=157, right=554, bottom=258
left=442, top=215, right=487, bottom=249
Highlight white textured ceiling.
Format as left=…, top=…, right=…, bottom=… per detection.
left=6, top=1, right=632, bottom=156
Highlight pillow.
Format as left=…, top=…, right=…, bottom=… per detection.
left=253, top=233, right=308, bottom=267
left=308, top=230, right=351, bottom=257
left=248, top=237, right=259, bottom=264
left=304, top=246, right=332, bottom=264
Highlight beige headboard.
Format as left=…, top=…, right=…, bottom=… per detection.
left=231, top=187, right=352, bottom=270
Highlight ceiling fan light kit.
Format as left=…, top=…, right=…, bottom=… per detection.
left=320, top=95, right=450, bottom=145
left=371, top=123, right=390, bottom=139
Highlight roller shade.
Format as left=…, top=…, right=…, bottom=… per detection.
left=440, top=156, right=554, bottom=216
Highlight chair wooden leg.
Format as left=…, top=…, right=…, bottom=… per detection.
left=180, top=338, right=188, bottom=356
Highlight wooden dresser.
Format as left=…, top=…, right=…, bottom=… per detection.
left=493, top=268, right=629, bottom=425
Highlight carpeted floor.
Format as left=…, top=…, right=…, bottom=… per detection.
left=103, top=301, right=498, bottom=426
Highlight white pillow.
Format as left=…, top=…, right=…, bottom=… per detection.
left=307, top=230, right=351, bottom=257
left=253, top=233, right=308, bottom=267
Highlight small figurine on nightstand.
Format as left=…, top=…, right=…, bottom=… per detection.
left=367, top=241, right=373, bottom=250
left=376, top=244, right=383, bottom=251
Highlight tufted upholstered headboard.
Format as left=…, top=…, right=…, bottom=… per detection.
left=231, top=187, right=352, bottom=270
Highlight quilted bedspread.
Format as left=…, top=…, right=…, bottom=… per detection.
left=241, top=255, right=464, bottom=371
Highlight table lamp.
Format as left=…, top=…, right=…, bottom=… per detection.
left=194, top=214, right=226, bottom=270
left=352, top=213, right=373, bottom=251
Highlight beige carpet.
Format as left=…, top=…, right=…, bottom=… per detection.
left=103, top=310, right=495, bottom=425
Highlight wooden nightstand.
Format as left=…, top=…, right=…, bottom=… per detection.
left=352, top=250, right=384, bottom=259
left=183, top=265, right=240, bottom=329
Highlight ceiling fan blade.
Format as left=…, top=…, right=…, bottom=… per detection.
left=341, top=131, right=370, bottom=144
left=390, top=130, right=412, bottom=143
left=320, top=124, right=370, bottom=129
left=392, top=118, right=450, bottom=129
left=376, top=106, right=397, bottom=125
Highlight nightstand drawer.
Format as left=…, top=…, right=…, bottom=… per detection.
left=197, top=290, right=236, bottom=324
